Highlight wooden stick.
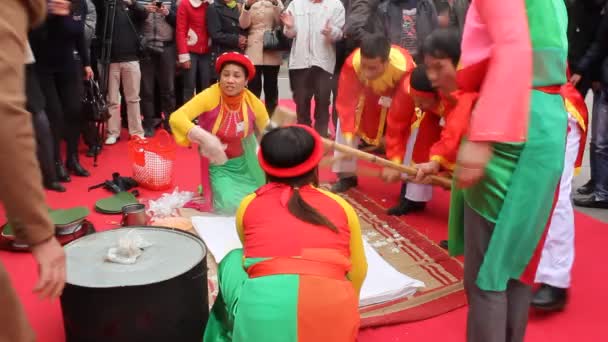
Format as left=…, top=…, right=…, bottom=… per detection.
left=272, top=106, right=452, bottom=189
left=322, top=138, right=453, bottom=189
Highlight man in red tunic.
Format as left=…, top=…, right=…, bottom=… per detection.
left=331, top=33, right=416, bottom=192
left=382, top=65, right=447, bottom=215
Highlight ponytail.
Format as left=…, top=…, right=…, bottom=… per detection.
left=287, top=187, right=338, bottom=232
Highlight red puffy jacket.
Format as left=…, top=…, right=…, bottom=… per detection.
left=176, top=0, right=210, bottom=62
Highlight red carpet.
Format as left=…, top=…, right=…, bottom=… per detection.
left=1, top=131, right=607, bottom=341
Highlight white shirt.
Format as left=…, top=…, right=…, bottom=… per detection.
left=283, top=0, right=345, bottom=74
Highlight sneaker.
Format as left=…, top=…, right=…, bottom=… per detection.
left=105, top=136, right=119, bottom=145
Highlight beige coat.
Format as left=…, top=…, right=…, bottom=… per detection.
left=1, top=1, right=56, bottom=341
left=239, top=0, right=284, bottom=66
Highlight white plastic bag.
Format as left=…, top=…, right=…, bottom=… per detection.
left=105, top=230, right=153, bottom=265
left=146, top=187, right=194, bottom=219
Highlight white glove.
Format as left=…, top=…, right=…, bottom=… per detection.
left=187, top=126, right=228, bottom=165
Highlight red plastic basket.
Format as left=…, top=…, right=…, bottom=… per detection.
left=128, top=130, right=176, bottom=191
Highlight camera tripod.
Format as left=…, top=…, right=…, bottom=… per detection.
left=88, top=0, right=119, bottom=167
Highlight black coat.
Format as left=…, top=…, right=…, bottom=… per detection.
left=567, top=0, right=605, bottom=66
left=93, top=0, right=148, bottom=63
left=29, top=0, right=90, bottom=72
left=207, top=1, right=246, bottom=59
left=575, top=3, right=608, bottom=84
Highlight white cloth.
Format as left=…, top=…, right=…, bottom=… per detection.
left=332, top=120, right=359, bottom=174
left=402, top=126, right=433, bottom=202
left=191, top=215, right=425, bottom=307
left=535, top=115, right=580, bottom=288
left=284, top=0, right=345, bottom=74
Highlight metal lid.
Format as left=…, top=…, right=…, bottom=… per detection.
left=64, top=227, right=206, bottom=288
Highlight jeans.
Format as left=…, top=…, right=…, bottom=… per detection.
left=248, top=65, right=280, bottom=115
left=591, top=88, right=608, bottom=200
left=140, top=44, right=176, bottom=128
left=289, top=66, right=332, bottom=137
left=183, top=52, right=211, bottom=104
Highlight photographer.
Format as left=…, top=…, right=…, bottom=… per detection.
left=94, top=0, right=148, bottom=144
left=140, top=0, right=177, bottom=137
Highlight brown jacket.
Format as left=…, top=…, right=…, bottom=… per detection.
left=1, top=1, right=54, bottom=341
left=239, top=0, right=284, bottom=66
left=4, top=0, right=55, bottom=246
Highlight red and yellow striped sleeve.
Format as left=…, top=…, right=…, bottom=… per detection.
left=169, top=85, right=221, bottom=146
left=235, top=193, right=258, bottom=243
left=317, top=189, right=367, bottom=298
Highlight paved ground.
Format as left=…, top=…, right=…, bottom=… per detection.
left=274, top=62, right=608, bottom=223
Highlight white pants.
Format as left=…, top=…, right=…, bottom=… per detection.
left=402, top=126, right=433, bottom=202
left=332, top=120, right=359, bottom=174
left=535, top=115, right=580, bottom=288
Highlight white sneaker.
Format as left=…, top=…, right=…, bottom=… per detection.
left=105, top=136, right=119, bottom=145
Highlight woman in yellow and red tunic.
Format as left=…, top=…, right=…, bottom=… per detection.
left=204, top=125, right=368, bottom=342
left=169, top=52, right=269, bottom=214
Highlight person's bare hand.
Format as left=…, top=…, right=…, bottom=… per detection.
left=280, top=11, right=294, bottom=28
left=48, top=0, right=71, bottom=16
left=84, top=66, right=94, bottom=80
left=146, top=4, right=158, bottom=12
left=381, top=167, right=401, bottom=183
left=180, top=60, right=191, bottom=70
left=455, top=141, right=492, bottom=188
left=321, top=20, right=332, bottom=38
left=31, top=237, right=66, bottom=299
left=414, top=160, right=440, bottom=184
left=570, top=73, right=582, bottom=86
left=159, top=4, right=169, bottom=16
left=238, top=35, right=248, bottom=49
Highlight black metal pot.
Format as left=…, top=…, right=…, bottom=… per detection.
left=60, top=226, right=209, bottom=342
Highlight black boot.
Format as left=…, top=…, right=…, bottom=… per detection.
left=531, top=284, right=568, bottom=311
left=387, top=198, right=427, bottom=216
left=387, top=183, right=407, bottom=215
left=66, top=154, right=90, bottom=177
left=55, top=161, right=71, bottom=183
left=576, top=179, right=595, bottom=195
left=331, top=176, right=358, bottom=193
left=44, top=180, right=66, bottom=192
left=86, top=145, right=102, bottom=158
left=144, top=126, right=155, bottom=138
